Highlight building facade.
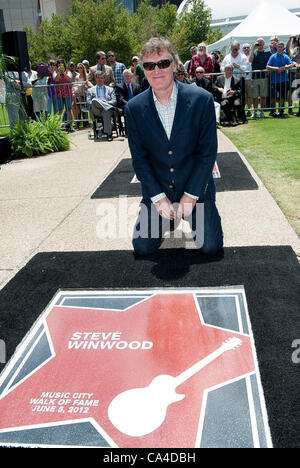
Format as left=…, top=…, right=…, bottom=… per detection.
left=0, top=0, right=41, bottom=33
left=40, top=0, right=71, bottom=18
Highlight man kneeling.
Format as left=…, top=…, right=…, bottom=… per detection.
left=125, top=37, right=223, bottom=255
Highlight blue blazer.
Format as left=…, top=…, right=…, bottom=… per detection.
left=125, top=80, right=217, bottom=202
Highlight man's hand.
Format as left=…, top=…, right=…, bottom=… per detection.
left=227, top=89, right=235, bottom=97
left=177, top=194, right=197, bottom=219
left=155, top=197, right=175, bottom=220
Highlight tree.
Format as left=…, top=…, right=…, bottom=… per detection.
left=24, top=0, right=222, bottom=67
left=25, top=0, right=136, bottom=67
left=171, top=0, right=221, bottom=62
left=154, top=2, right=178, bottom=38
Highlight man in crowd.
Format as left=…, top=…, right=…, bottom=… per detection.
left=175, top=63, right=192, bottom=84
left=86, top=70, right=117, bottom=141
left=242, top=43, right=253, bottom=116
left=5, top=70, right=31, bottom=126
left=191, top=67, right=212, bottom=92
left=106, top=51, right=126, bottom=86
left=192, top=67, right=220, bottom=125
left=125, top=37, right=223, bottom=256
left=266, top=41, right=294, bottom=117
left=115, top=69, right=140, bottom=134
left=249, top=38, right=271, bottom=118
left=213, top=64, right=247, bottom=125
left=115, top=69, right=140, bottom=107
left=184, top=45, right=197, bottom=75
left=89, top=51, right=115, bottom=87
left=189, top=42, right=214, bottom=79
left=221, top=41, right=250, bottom=107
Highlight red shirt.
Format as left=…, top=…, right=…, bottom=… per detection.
left=189, top=54, right=214, bottom=78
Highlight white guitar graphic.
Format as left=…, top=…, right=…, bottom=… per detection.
left=108, top=337, right=242, bottom=437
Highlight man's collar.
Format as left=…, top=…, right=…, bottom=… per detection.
left=152, top=80, right=178, bottom=105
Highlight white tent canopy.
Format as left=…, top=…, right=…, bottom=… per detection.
left=207, top=1, right=300, bottom=53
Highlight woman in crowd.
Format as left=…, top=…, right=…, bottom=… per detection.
left=31, top=62, right=49, bottom=121
left=72, top=62, right=92, bottom=128
left=54, top=59, right=74, bottom=131
left=129, top=56, right=139, bottom=83
left=47, top=60, right=58, bottom=116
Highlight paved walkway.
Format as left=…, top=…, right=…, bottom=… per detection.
left=1, top=129, right=299, bottom=290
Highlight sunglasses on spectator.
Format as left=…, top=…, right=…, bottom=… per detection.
left=176, top=71, right=185, bottom=75
left=107, top=54, right=114, bottom=58
left=143, top=59, right=173, bottom=71
left=196, top=71, right=204, bottom=74
left=232, top=48, right=239, bottom=51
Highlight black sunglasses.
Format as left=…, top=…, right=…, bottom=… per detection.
left=142, top=59, right=173, bottom=71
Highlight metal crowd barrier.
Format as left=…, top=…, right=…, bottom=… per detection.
left=1, top=68, right=300, bottom=129
left=0, top=79, right=92, bottom=129
left=207, top=67, right=300, bottom=114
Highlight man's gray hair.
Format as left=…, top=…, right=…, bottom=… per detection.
left=224, top=63, right=234, bottom=71
left=139, top=37, right=179, bottom=66
left=95, top=70, right=105, bottom=77
left=123, top=68, right=133, bottom=76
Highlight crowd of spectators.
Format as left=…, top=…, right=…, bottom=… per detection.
left=178, top=35, right=300, bottom=125
left=4, top=35, right=300, bottom=130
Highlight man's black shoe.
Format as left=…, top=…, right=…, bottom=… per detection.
left=107, top=135, right=113, bottom=141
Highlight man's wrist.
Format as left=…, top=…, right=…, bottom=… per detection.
left=151, top=193, right=166, bottom=204
left=184, top=192, right=199, bottom=200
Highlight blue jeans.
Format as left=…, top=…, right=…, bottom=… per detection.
left=47, top=96, right=59, bottom=115
left=132, top=196, right=223, bottom=256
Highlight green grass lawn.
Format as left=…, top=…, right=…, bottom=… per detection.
left=0, top=103, right=9, bottom=135
left=221, top=113, right=300, bottom=237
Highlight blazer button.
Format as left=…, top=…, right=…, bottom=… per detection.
left=170, top=167, right=174, bottom=172
left=168, top=150, right=173, bottom=155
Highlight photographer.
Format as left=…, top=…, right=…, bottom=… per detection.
left=54, top=59, right=74, bottom=132
left=249, top=38, right=271, bottom=118
left=211, top=51, right=221, bottom=84
left=286, top=34, right=300, bottom=116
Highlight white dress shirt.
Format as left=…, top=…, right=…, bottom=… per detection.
left=221, top=53, right=250, bottom=78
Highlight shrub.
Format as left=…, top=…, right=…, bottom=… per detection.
left=9, top=114, right=70, bottom=158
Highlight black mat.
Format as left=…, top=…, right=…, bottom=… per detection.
left=0, top=246, right=299, bottom=448
left=91, top=152, right=258, bottom=199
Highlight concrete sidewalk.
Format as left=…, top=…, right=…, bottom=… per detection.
left=0, top=128, right=299, bottom=290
